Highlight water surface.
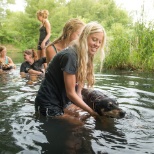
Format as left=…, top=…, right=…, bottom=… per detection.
left=0, top=63, right=154, bottom=154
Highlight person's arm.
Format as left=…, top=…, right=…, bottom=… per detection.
left=46, top=45, right=56, bottom=64
left=28, top=69, right=43, bottom=75
left=63, top=71, right=98, bottom=117
left=76, top=83, right=84, bottom=99
left=8, top=57, right=16, bottom=68
left=20, top=72, right=27, bottom=78
left=41, top=19, right=51, bottom=49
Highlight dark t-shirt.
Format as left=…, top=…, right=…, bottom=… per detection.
left=20, top=57, right=46, bottom=73
left=35, top=46, right=78, bottom=115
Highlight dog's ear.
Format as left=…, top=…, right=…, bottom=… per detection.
left=107, top=100, right=119, bottom=110
left=94, top=101, right=105, bottom=116
left=107, top=102, right=114, bottom=109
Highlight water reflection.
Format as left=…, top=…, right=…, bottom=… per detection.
left=0, top=66, right=154, bottom=153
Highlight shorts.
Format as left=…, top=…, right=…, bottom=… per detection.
left=35, top=93, right=73, bottom=117
left=35, top=101, right=72, bottom=118
left=35, top=102, right=63, bottom=117
left=37, top=40, right=50, bottom=50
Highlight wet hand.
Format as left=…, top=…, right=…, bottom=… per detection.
left=13, top=65, right=16, bottom=69
left=90, top=111, right=99, bottom=118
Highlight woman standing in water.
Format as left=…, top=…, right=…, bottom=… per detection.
left=35, top=21, right=106, bottom=118
left=37, top=10, right=51, bottom=59
left=46, top=18, right=85, bottom=64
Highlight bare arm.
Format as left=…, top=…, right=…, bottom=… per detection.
left=46, top=45, right=56, bottom=64
left=28, top=69, right=43, bottom=75
left=76, top=83, right=84, bottom=99
left=41, top=19, right=51, bottom=49
left=63, top=71, right=98, bottom=117
left=8, top=57, right=16, bottom=68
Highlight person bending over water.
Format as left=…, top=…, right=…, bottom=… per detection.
left=46, top=18, right=85, bottom=64
left=20, top=49, right=46, bottom=80
left=35, top=21, right=106, bottom=118
left=0, top=46, right=16, bottom=70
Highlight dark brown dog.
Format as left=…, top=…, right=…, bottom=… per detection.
left=82, top=88, right=126, bottom=119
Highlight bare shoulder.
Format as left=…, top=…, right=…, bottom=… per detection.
left=46, top=44, right=55, bottom=53
left=46, top=44, right=57, bottom=62
left=44, top=19, right=50, bottom=25
left=7, top=56, right=13, bottom=62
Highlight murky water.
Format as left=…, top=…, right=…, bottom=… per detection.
left=0, top=63, right=154, bottom=154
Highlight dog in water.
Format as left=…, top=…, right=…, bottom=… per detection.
left=63, top=88, right=125, bottom=124
left=35, top=88, right=126, bottom=127
left=81, top=88, right=126, bottom=119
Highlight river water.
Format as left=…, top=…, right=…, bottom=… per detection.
left=0, top=61, right=154, bottom=154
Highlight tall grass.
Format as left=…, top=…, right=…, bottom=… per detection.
left=98, top=14, right=154, bottom=72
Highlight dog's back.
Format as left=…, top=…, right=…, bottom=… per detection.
left=82, top=88, right=108, bottom=107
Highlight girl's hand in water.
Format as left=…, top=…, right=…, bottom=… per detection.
left=90, top=110, right=99, bottom=118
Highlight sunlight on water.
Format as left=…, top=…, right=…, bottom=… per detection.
left=0, top=66, right=154, bottom=153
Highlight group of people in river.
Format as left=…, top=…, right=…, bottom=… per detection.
left=0, top=9, right=107, bottom=120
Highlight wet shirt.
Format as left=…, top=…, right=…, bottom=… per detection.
left=35, top=46, right=78, bottom=112
left=0, top=56, right=9, bottom=64
left=20, top=57, right=46, bottom=73
left=5, top=56, right=9, bottom=64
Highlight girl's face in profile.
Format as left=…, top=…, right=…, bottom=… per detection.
left=87, top=32, right=104, bottom=56
left=37, top=15, right=42, bottom=22
left=0, top=48, right=6, bottom=56
left=24, top=53, right=32, bottom=62
left=69, top=26, right=84, bottom=42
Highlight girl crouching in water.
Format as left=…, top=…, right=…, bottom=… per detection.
left=35, top=21, right=106, bottom=119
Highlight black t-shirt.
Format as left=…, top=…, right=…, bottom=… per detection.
left=20, top=57, right=46, bottom=73
left=35, top=46, right=78, bottom=110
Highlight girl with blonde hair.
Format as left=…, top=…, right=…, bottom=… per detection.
left=37, top=10, right=51, bottom=60
left=46, top=18, right=85, bottom=64
left=35, top=21, right=106, bottom=118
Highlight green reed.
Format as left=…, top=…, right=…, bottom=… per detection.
left=97, top=21, right=154, bottom=72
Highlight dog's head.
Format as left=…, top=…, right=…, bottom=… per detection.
left=93, top=97, right=125, bottom=119
left=82, top=88, right=126, bottom=119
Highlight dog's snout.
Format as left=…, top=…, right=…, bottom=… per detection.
left=120, top=110, right=126, bottom=118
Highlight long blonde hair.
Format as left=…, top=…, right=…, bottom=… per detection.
left=74, top=21, right=106, bottom=87
left=48, top=18, right=85, bottom=47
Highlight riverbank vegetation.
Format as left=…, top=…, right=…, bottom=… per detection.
left=0, top=0, right=154, bottom=72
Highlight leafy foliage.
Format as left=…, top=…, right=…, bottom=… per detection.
left=1, top=0, right=154, bottom=71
